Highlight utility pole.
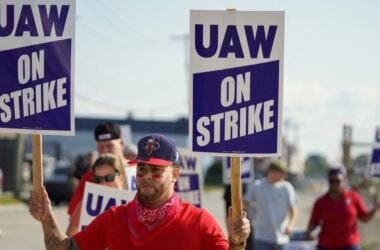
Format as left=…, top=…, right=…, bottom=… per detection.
left=342, top=124, right=353, bottom=176
left=341, top=125, right=376, bottom=188
left=170, top=34, right=189, bottom=114
left=283, top=119, right=300, bottom=174
left=169, top=34, right=189, bottom=78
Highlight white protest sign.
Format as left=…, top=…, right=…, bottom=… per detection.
left=368, top=127, right=380, bottom=179
left=0, top=0, right=75, bottom=135
left=223, top=157, right=254, bottom=184
left=79, top=182, right=135, bottom=231
left=125, top=166, right=137, bottom=191
left=176, top=149, right=203, bottom=207
left=190, top=10, right=284, bottom=156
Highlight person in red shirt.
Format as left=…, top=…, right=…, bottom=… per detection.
left=66, top=153, right=126, bottom=236
left=29, top=134, right=251, bottom=249
left=306, top=168, right=380, bottom=250
left=67, top=121, right=135, bottom=217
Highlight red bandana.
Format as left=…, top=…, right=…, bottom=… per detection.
left=127, top=194, right=181, bottom=247
left=136, top=195, right=176, bottom=230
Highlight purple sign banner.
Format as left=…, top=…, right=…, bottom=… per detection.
left=0, top=1, right=75, bottom=135
left=190, top=10, right=284, bottom=157
left=368, top=127, right=380, bottom=179
left=175, top=149, right=203, bottom=207
left=223, top=157, right=254, bottom=184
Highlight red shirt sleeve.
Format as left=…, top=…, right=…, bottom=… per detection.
left=73, top=208, right=109, bottom=250
left=309, top=197, right=323, bottom=226
left=199, top=210, right=229, bottom=250
left=68, top=170, right=93, bottom=215
left=352, top=191, right=368, bottom=218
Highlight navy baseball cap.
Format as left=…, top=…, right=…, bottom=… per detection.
left=328, top=167, right=345, bottom=177
left=94, top=122, right=121, bottom=141
left=128, top=134, right=179, bottom=166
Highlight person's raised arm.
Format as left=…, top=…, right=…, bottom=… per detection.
left=359, top=207, right=376, bottom=223
left=356, top=192, right=378, bottom=223
left=29, top=187, right=79, bottom=250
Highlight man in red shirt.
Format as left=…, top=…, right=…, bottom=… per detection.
left=307, top=168, right=379, bottom=250
left=30, top=134, right=251, bottom=249
left=67, top=121, right=135, bottom=217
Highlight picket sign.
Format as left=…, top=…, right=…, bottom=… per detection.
left=223, top=157, right=254, bottom=184
left=367, top=127, right=380, bottom=207
left=190, top=8, right=284, bottom=249
left=0, top=1, right=76, bottom=201
left=79, top=183, right=135, bottom=231
left=176, top=149, right=203, bottom=207
left=368, top=127, right=380, bottom=179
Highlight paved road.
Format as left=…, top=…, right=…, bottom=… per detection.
left=0, top=202, right=68, bottom=250
left=1, top=189, right=228, bottom=250
left=0, top=187, right=312, bottom=250
left=1, top=187, right=379, bottom=250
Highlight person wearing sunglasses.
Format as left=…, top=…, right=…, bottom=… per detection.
left=67, top=121, right=137, bottom=225
left=29, top=134, right=250, bottom=250
left=306, top=167, right=380, bottom=250
left=66, top=153, right=125, bottom=236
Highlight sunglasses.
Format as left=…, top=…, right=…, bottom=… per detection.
left=93, top=172, right=119, bottom=184
left=329, top=178, right=341, bottom=184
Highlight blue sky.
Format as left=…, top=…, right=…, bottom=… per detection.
left=74, top=1, right=380, bottom=162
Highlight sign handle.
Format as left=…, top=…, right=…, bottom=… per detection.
left=230, top=156, right=246, bottom=249
left=32, top=134, right=43, bottom=202
left=376, top=182, right=380, bottom=205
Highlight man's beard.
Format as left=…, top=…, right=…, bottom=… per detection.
left=138, top=188, right=159, bottom=203
left=137, top=182, right=175, bottom=206
left=137, top=182, right=165, bottom=204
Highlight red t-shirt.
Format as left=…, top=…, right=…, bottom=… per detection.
left=73, top=197, right=228, bottom=250
left=68, top=170, right=93, bottom=215
left=309, top=190, right=368, bottom=248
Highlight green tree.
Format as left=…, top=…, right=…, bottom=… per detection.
left=352, top=154, right=369, bottom=169
left=204, top=159, right=223, bottom=185
left=304, top=154, right=329, bottom=177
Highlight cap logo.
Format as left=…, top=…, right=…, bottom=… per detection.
left=144, top=138, right=160, bottom=155
left=98, top=133, right=112, bottom=141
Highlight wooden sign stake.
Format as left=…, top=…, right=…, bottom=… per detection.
left=230, top=156, right=246, bottom=249
left=32, top=134, right=43, bottom=202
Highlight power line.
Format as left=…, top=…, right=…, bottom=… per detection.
left=75, top=93, right=187, bottom=116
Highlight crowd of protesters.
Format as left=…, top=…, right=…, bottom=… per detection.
left=29, top=123, right=251, bottom=249
left=24, top=121, right=380, bottom=250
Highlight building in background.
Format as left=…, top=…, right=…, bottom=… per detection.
left=25, top=117, right=189, bottom=160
